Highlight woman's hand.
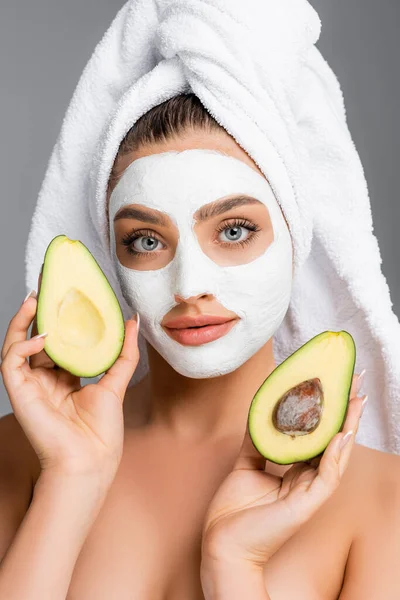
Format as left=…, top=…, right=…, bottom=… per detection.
left=200, top=373, right=366, bottom=573
left=0, top=268, right=140, bottom=485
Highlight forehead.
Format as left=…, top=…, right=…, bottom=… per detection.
left=108, top=148, right=273, bottom=222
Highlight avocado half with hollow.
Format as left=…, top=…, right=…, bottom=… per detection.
left=248, top=331, right=356, bottom=465
left=36, top=235, right=125, bottom=377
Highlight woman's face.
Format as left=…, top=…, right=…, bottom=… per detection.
left=107, top=128, right=294, bottom=379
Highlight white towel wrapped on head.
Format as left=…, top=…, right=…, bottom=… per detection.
left=25, top=0, right=400, bottom=453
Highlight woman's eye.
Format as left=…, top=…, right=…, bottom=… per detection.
left=218, top=225, right=250, bottom=244
left=132, top=236, right=162, bottom=253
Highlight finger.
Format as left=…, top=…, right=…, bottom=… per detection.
left=337, top=392, right=365, bottom=472
left=281, top=451, right=339, bottom=529
left=279, top=461, right=314, bottom=497
left=306, top=381, right=364, bottom=466
left=29, top=264, right=55, bottom=370
left=349, top=374, right=357, bottom=399
left=0, top=335, right=48, bottom=397
left=304, top=431, right=343, bottom=505
left=30, top=266, right=42, bottom=339
left=349, top=372, right=361, bottom=400
left=341, top=388, right=364, bottom=436
left=309, top=393, right=365, bottom=499
left=232, top=418, right=266, bottom=471
left=29, top=316, right=55, bottom=369
left=1, top=291, right=39, bottom=361
left=98, top=317, right=140, bottom=401
left=305, top=453, right=323, bottom=468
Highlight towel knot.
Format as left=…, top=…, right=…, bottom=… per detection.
left=156, top=0, right=321, bottom=95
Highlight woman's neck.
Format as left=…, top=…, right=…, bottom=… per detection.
left=128, top=338, right=276, bottom=443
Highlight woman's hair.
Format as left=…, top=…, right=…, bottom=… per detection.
left=107, top=92, right=223, bottom=195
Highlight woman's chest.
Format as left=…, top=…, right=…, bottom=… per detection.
left=66, top=460, right=206, bottom=599
left=65, top=460, right=349, bottom=600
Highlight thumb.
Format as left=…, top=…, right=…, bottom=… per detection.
left=233, top=417, right=266, bottom=472
left=98, top=314, right=140, bottom=401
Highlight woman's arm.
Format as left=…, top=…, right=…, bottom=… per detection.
left=0, top=282, right=139, bottom=599
left=0, top=471, right=111, bottom=600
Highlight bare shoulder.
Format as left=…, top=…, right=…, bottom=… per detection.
left=338, top=444, right=400, bottom=541
left=335, top=444, right=400, bottom=598
left=310, top=441, right=400, bottom=543
left=348, top=441, right=400, bottom=488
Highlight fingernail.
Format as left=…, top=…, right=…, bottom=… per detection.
left=340, top=430, right=353, bottom=451
left=356, top=369, right=366, bottom=394
left=23, top=289, right=37, bottom=304
left=361, top=395, right=368, bottom=416
left=32, top=332, right=48, bottom=340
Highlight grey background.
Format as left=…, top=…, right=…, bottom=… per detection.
left=0, top=1, right=399, bottom=416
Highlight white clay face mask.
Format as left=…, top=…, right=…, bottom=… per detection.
left=108, top=149, right=293, bottom=379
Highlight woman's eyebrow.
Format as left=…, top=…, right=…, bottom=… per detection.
left=113, top=195, right=261, bottom=225
left=113, top=206, right=168, bottom=226
left=194, top=195, right=262, bottom=222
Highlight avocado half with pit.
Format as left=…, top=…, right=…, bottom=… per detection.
left=248, top=331, right=356, bottom=465
left=36, top=235, right=125, bottom=377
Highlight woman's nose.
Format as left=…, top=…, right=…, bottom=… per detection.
left=174, top=292, right=212, bottom=304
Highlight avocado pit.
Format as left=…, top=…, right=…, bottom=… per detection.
left=272, top=377, right=324, bottom=438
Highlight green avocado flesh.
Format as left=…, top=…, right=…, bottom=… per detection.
left=248, top=331, right=356, bottom=465
left=36, top=235, right=125, bottom=378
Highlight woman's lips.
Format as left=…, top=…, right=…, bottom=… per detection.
left=163, top=318, right=239, bottom=346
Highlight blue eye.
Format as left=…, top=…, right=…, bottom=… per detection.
left=216, top=218, right=260, bottom=249
left=132, top=236, right=161, bottom=253
left=121, top=229, right=165, bottom=257
left=219, top=225, right=250, bottom=243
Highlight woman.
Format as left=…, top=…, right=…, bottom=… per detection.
left=1, top=93, right=400, bottom=600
